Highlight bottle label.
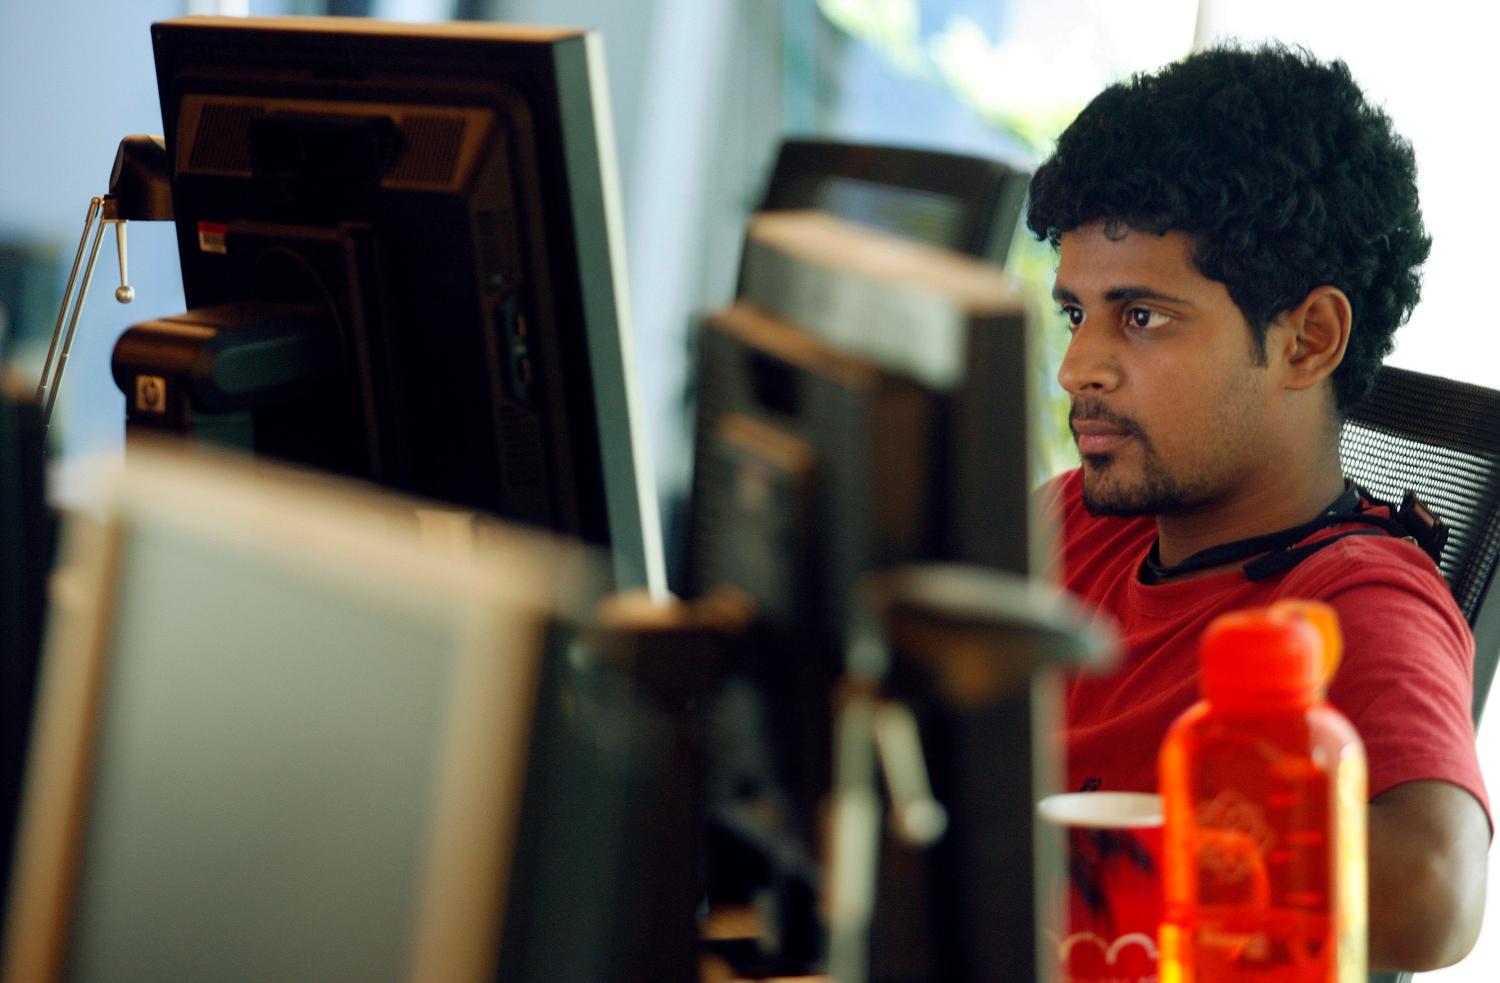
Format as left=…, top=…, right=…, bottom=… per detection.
left=1195, top=789, right=1276, bottom=893
left=1160, top=731, right=1368, bottom=981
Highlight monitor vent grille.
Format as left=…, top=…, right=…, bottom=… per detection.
left=188, top=103, right=263, bottom=173
left=497, top=403, right=548, bottom=523
left=390, top=114, right=466, bottom=185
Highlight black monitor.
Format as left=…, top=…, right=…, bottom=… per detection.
left=113, top=16, right=664, bottom=592
left=688, top=211, right=1040, bottom=974
left=0, top=385, right=52, bottom=922
left=755, top=138, right=1031, bottom=266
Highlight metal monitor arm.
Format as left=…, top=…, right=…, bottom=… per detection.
left=36, top=135, right=171, bottom=433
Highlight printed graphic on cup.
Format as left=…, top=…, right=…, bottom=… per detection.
left=1038, top=792, right=1164, bottom=983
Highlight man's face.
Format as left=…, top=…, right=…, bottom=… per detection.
left=1054, top=223, right=1280, bottom=517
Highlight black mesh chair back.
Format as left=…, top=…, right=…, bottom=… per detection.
left=1339, top=365, right=1500, bottom=725
left=1341, top=368, right=1500, bottom=983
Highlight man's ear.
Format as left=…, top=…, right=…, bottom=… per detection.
left=1278, top=285, right=1352, bottom=391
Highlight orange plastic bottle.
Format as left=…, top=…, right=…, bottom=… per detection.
left=1158, top=601, right=1366, bottom=982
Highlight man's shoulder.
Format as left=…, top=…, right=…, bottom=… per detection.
left=1277, top=525, right=1472, bottom=661
left=1283, top=521, right=1455, bottom=600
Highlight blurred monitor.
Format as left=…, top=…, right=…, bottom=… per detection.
left=0, top=240, right=60, bottom=352
left=112, top=16, right=663, bottom=593
left=754, top=139, right=1030, bottom=266
left=694, top=211, right=1035, bottom=638
left=0, top=384, right=52, bottom=920
left=0, top=446, right=606, bottom=983
left=685, top=139, right=1027, bottom=593
left=687, top=212, right=1036, bottom=971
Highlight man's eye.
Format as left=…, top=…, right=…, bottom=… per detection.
left=1126, top=307, right=1169, bottom=330
left=1059, top=305, right=1085, bottom=329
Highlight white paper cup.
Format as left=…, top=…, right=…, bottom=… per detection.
left=1037, top=792, right=1164, bottom=983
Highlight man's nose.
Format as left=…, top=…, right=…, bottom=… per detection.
left=1056, top=320, right=1121, bottom=395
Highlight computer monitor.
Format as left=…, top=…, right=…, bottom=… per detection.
left=687, top=212, right=1040, bottom=973
left=0, top=384, right=52, bottom=920
left=694, top=211, right=1036, bottom=637
left=0, top=445, right=607, bottom=983
left=754, top=138, right=1031, bottom=266
left=112, top=16, right=663, bottom=593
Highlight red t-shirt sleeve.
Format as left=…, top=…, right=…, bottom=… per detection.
left=1285, top=535, right=1490, bottom=825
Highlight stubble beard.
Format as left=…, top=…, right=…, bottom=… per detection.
left=1080, top=448, right=1206, bottom=517
left=1071, top=398, right=1205, bottom=517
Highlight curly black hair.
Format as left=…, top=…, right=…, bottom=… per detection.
left=1026, top=43, right=1429, bottom=412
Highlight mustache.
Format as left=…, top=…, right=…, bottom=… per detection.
left=1069, top=398, right=1144, bottom=438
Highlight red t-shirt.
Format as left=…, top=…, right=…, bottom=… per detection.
left=1045, top=468, right=1489, bottom=821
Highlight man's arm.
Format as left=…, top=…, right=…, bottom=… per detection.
left=1368, top=779, right=1490, bottom=971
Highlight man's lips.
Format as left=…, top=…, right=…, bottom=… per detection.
left=1071, top=419, right=1133, bottom=455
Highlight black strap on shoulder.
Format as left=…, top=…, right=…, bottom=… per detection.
left=1391, top=489, right=1449, bottom=565
left=1140, top=483, right=1448, bottom=584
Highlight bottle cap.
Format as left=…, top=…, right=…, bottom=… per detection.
left=1199, top=600, right=1342, bottom=704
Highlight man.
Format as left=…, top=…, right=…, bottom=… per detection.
left=1026, top=44, right=1489, bottom=971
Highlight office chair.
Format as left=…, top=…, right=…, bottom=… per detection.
left=1339, top=365, right=1500, bottom=983
left=1340, top=364, right=1500, bottom=723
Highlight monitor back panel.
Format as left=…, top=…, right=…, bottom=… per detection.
left=2, top=448, right=596, bottom=983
